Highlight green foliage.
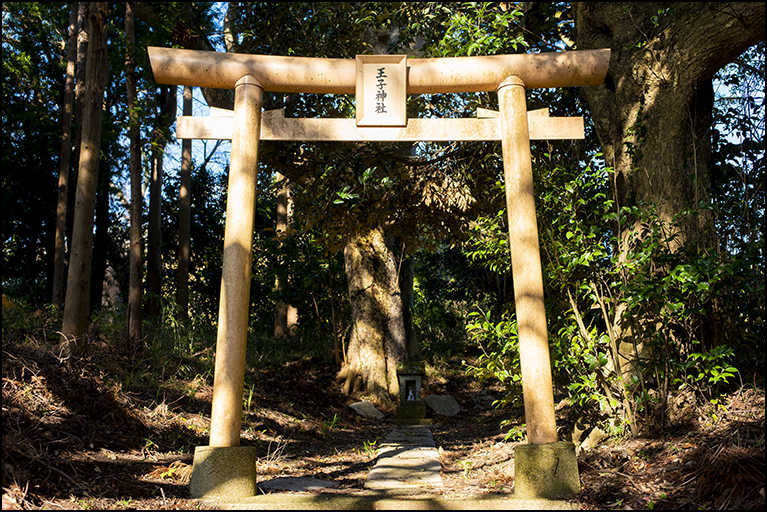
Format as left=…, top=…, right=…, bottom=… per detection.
left=464, top=208, right=512, bottom=275
left=161, top=163, right=230, bottom=323
left=555, top=320, right=618, bottom=414
left=673, top=343, right=738, bottom=396
left=463, top=143, right=758, bottom=434
left=362, top=439, right=378, bottom=458
left=463, top=308, right=522, bottom=409
left=320, top=413, right=340, bottom=437
left=614, top=204, right=748, bottom=405
left=500, top=421, right=526, bottom=442
left=710, top=41, right=764, bottom=256
left=412, top=246, right=483, bottom=359
left=430, top=2, right=528, bottom=57
left=2, top=3, right=69, bottom=301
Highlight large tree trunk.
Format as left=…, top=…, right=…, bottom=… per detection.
left=125, top=2, right=142, bottom=352
left=340, top=27, right=416, bottom=399
left=574, top=2, right=765, bottom=385
left=574, top=2, right=764, bottom=249
left=61, top=2, right=108, bottom=354
left=145, top=85, right=177, bottom=319
left=176, top=85, right=193, bottom=326
left=344, top=226, right=407, bottom=403
left=52, top=2, right=79, bottom=310
left=91, top=148, right=111, bottom=311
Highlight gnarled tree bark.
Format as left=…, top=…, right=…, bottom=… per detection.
left=574, top=2, right=764, bottom=249
left=574, top=2, right=765, bottom=385
left=343, top=226, right=407, bottom=403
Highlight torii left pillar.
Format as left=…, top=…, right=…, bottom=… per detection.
left=190, top=75, right=262, bottom=498
left=498, top=76, right=580, bottom=499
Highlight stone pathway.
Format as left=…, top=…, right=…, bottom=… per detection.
left=214, top=424, right=579, bottom=509
left=364, top=425, right=443, bottom=491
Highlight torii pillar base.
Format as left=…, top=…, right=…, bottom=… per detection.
left=515, top=441, right=580, bottom=499
left=189, top=446, right=257, bottom=499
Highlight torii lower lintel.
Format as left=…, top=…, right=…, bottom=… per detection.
left=177, top=107, right=585, bottom=142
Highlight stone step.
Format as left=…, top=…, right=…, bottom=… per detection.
left=364, top=425, right=443, bottom=490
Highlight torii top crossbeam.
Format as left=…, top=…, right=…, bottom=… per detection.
left=148, top=47, right=609, bottom=93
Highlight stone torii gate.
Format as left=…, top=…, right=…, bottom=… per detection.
left=148, top=46, right=609, bottom=499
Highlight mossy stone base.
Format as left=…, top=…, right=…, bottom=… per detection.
left=396, top=361, right=426, bottom=375
left=190, top=446, right=257, bottom=499
left=392, top=418, right=433, bottom=425
left=515, top=441, right=580, bottom=499
left=396, top=402, right=426, bottom=421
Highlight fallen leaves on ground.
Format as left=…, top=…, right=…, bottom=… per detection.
left=2, top=333, right=764, bottom=510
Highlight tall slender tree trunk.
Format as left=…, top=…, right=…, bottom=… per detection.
left=125, top=2, right=142, bottom=352
left=91, top=81, right=114, bottom=313
left=52, top=2, right=79, bottom=310
left=146, top=85, right=177, bottom=319
left=91, top=147, right=111, bottom=310
left=145, top=137, right=164, bottom=319
left=61, top=2, right=109, bottom=355
left=274, top=172, right=298, bottom=338
left=176, top=85, right=193, bottom=326
left=344, top=226, right=407, bottom=403
left=399, top=255, right=421, bottom=360
left=66, top=2, right=87, bottom=264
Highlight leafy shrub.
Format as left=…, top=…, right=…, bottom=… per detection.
left=462, top=153, right=755, bottom=436
left=463, top=307, right=523, bottom=409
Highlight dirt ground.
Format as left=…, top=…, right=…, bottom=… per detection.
left=2, top=332, right=764, bottom=510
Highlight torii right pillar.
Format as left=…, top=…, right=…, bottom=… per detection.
left=498, top=76, right=580, bottom=499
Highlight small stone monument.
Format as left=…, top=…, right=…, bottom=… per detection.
left=395, top=361, right=431, bottom=425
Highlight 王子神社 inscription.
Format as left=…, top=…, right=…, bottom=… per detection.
left=375, top=67, right=387, bottom=113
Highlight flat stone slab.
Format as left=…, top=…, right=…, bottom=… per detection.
left=424, top=395, right=461, bottom=416
left=215, top=494, right=580, bottom=509
left=365, top=462, right=444, bottom=490
left=381, top=426, right=435, bottom=446
left=365, top=425, right=443, bottom=490
left=349, top=400, right=384, bottom=419
left=377, top=446, right=440, bottom=459
left=258, top=477, right=338, bottom=492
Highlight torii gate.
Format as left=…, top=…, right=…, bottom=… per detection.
left=148, top=46, right=610, bottom=499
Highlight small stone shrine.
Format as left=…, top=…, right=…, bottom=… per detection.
left=395, top=361, right=431, bottom=425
